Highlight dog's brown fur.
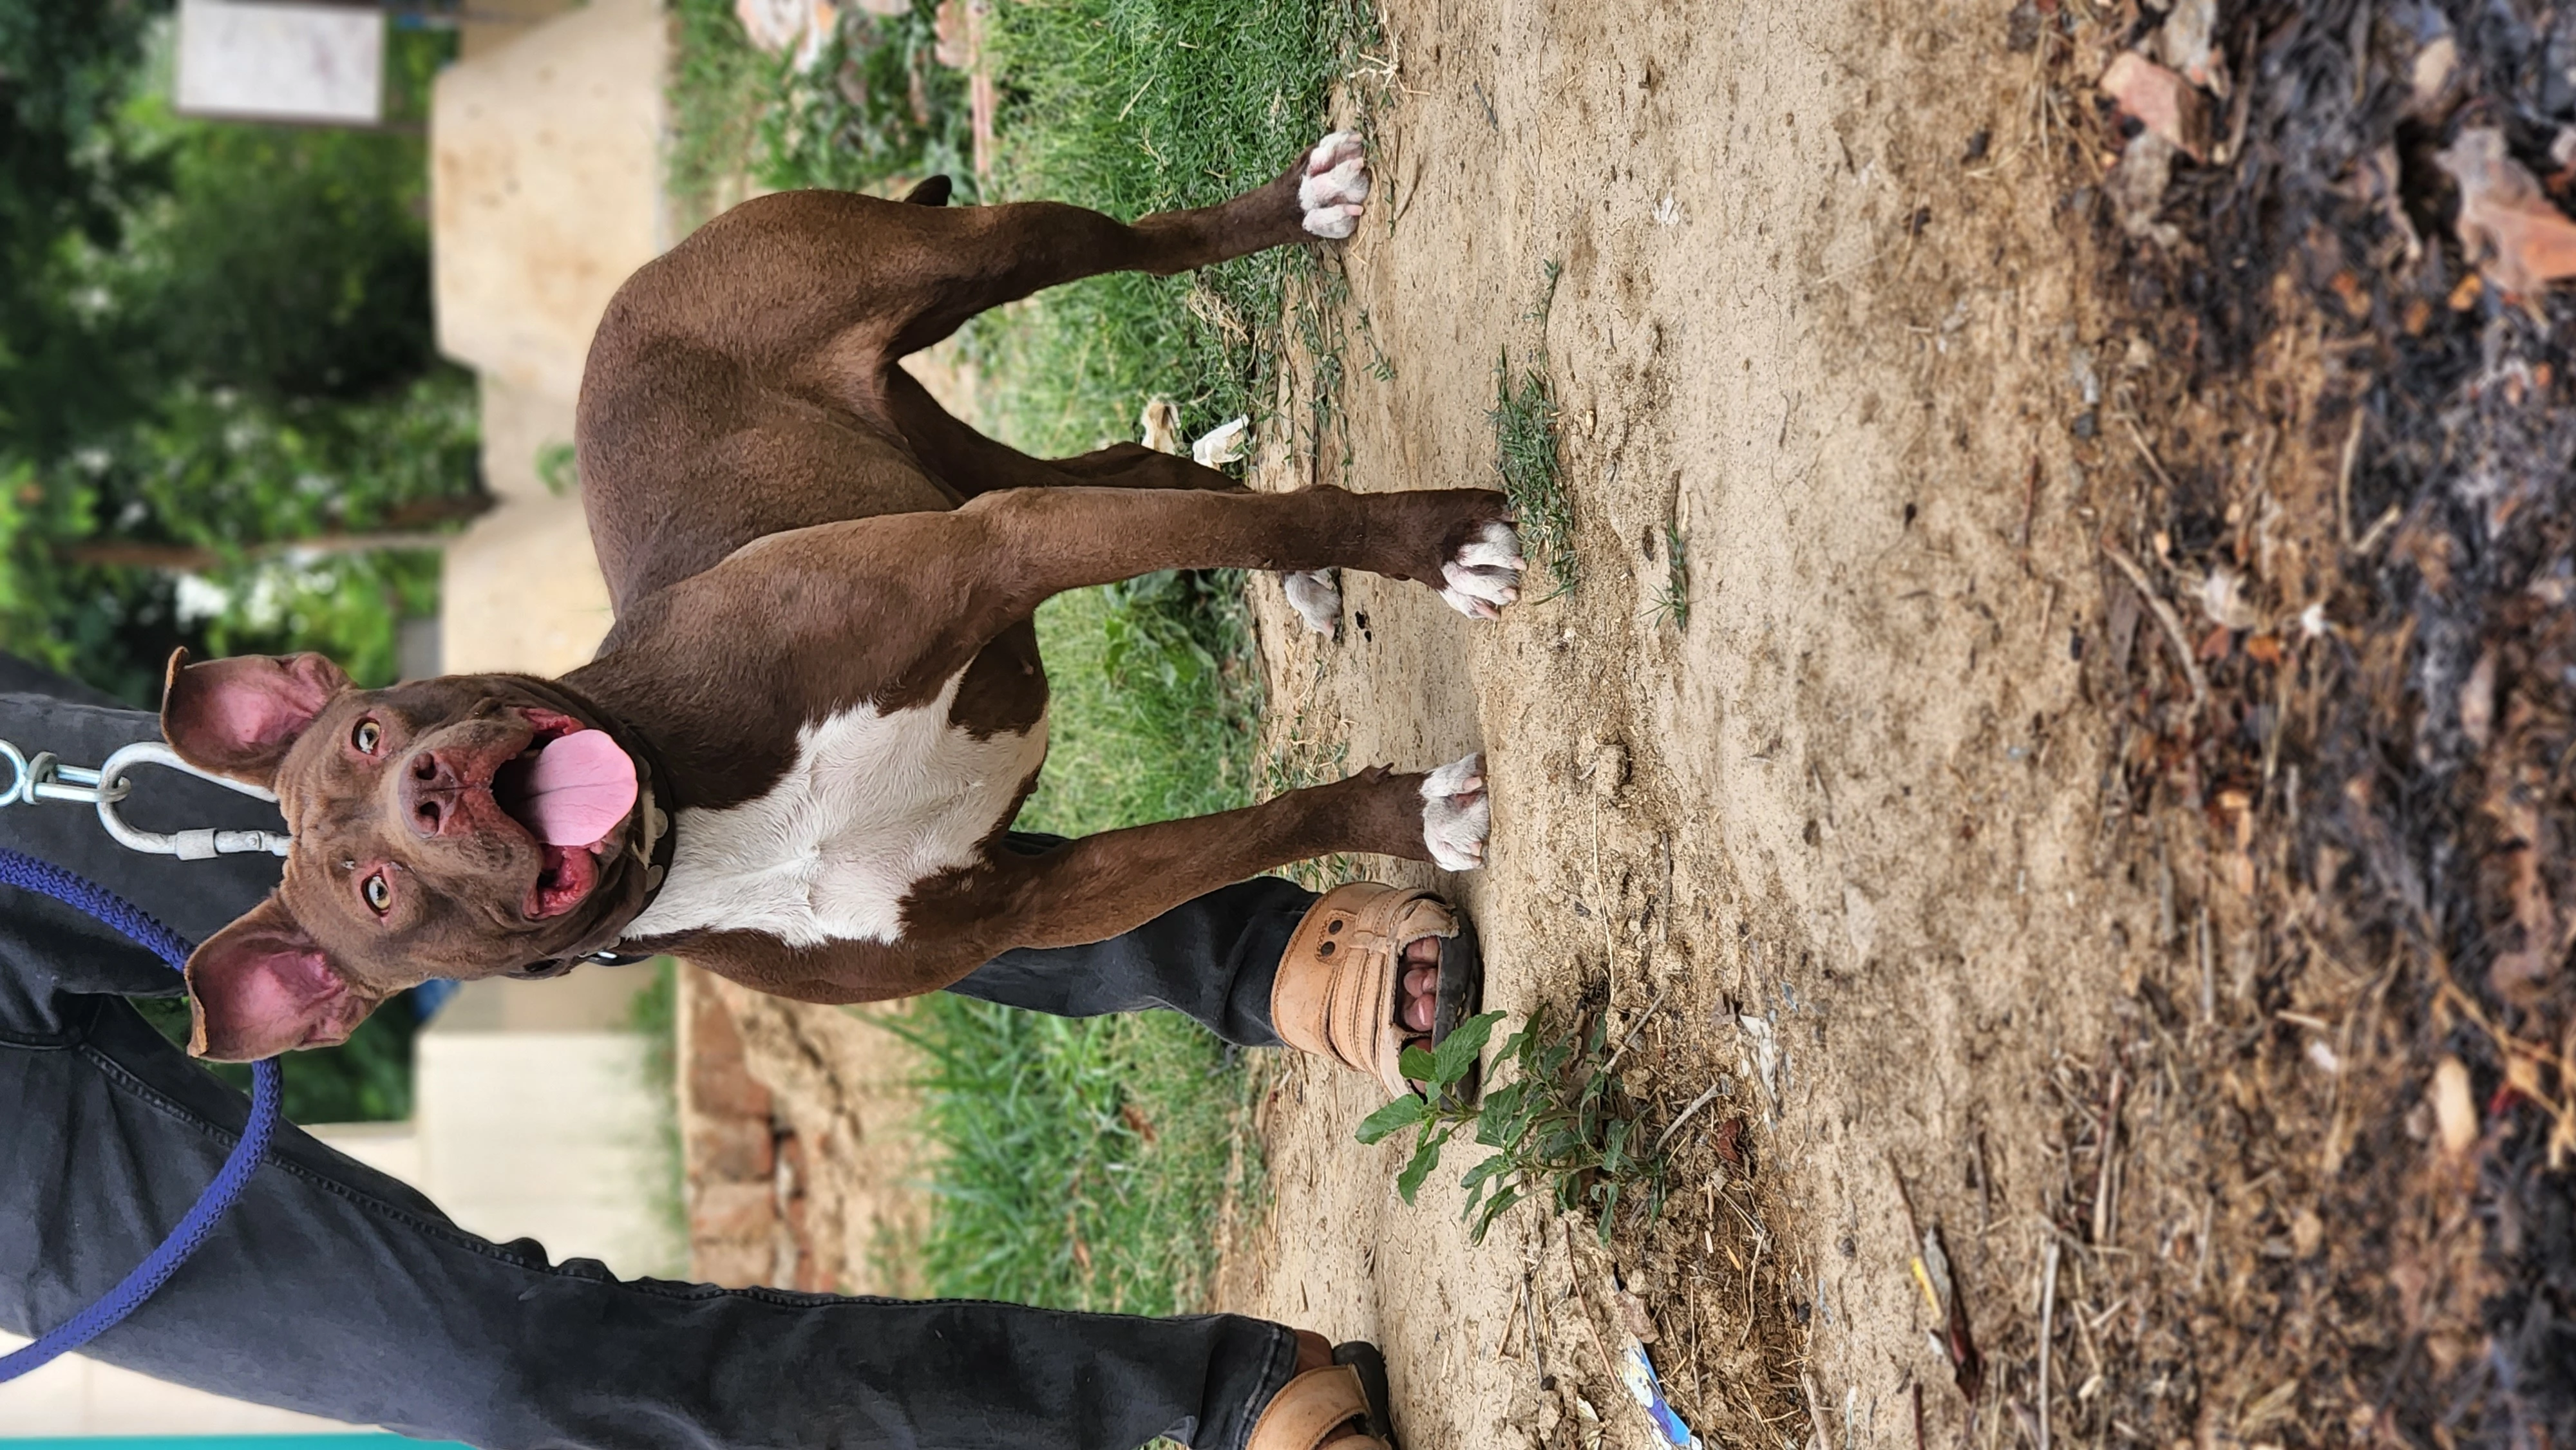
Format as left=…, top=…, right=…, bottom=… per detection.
left=166, top=142, right=1513, bottom=1060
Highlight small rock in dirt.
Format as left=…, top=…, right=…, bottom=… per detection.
left=2005, top=0, right=2042, bottom=52
left=1615, top=1289, right=1660, bottom=1343
left=2291, top=1207, right=2325, bottom=1258
left=2101, top=52, right=2208, bottom=161
left=2436, top=127, right=2576, bottom=296
left=2107, top=131, right=2181, bottom=247
left=2431, top=1056, right=2479, bottom=1156
left=2197, top=565, right=2261, bottom=631
left=2408, top=34, right=2458, bottom=120
left=2155, top=0, right=2222, bottom=93
left=2459, top=646, right=2497, bottom=748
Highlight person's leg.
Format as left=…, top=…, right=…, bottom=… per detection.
left=0, top=960, right=1300, bottom=1449
left=946, top=834, right=1315, bottom=1046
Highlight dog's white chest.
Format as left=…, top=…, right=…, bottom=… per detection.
left=624, top=674, right=1046, bottom=946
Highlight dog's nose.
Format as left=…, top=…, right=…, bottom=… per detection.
left=399, top=750, right=462, bottom=838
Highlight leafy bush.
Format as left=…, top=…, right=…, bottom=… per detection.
left=1358, top=1004, right=1673, bottom=1245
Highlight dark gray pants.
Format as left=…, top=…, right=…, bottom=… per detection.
left=0, top=666, right=1317, bottom=1450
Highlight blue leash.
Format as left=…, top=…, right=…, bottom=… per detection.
left=0, top=844, right=282, bottom=1384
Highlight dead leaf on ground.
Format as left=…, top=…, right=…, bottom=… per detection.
left=1119, top=1101, right=1159, bottom=1144
left=1710, top=1115, right=1746, bottom=1166
left=2436, top=127, right=2576, bottom=296
left=2102, top=52, right=2208, bottom=161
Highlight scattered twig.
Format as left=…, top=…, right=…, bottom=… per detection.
left=2018, top=452, right=2042, bottom=556
left=1602, top=985, right=1671, bottom=1077
left=2121, top=416, right=2179, bottom=494
left=1653, top=1078, right=1728, bottom=1156
left=2037, top=1240, right=2061, bottom=1450
left=1804, top=1372, right=1835, bottom=1450
left=2090, top=1067, right=2126, bottom=1247
left=2101, top=542, right=2210, bottom=706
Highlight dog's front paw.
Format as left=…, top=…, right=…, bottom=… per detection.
left=1281, top=569, right=1342, bottom=636
left=1421, top=753, right=1490, bottom=870
left=1437, top=520, right=1525, bottom=620
left=1298, top=131, right=1370, bottom=239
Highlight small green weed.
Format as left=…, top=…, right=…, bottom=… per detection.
left=1356, top=1004, right=1670, bottom=1245
left=1491, top=355, right=1573, bottom=594
left=1647, top=520, right=1689, bottom=629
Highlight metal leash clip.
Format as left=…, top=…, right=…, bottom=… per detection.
left=0, top=737, right=290, bottom=859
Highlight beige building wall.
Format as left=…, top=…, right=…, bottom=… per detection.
left=432, top=0, right=670, bottom=677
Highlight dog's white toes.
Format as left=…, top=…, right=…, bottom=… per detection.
left=1299, top=132, right=1370, bottom=238
left=1281, top=569, right=1342, bottom=637
left=1421, top=753, right=1490, bottom=871
left=1455, top=520, right=1526, bottom=572
left=1436, top=520, right=1524, bottom=619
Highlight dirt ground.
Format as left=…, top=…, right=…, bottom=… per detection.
left=713, top=0, right=2574, bottom=1444
left=1222, top=1, right=2158, bottom=1446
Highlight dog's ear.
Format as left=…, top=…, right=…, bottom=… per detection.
left=160, top=648, right=353, bottom=789
left=184, top=895, right=379, bottom=1061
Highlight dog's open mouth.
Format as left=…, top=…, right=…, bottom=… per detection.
left=491, top=710, right=638, bottom=920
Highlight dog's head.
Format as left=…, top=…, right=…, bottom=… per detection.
left=160, top=650, right=664, bottom=1061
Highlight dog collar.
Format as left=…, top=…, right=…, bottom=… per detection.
left=583, top=725, right=681, bottom=967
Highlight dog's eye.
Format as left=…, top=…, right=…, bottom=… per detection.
left=352, top=720, right=383, bottom=755
left=362, top=873, right=392, bottom=914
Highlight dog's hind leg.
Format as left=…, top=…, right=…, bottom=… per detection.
left=876, top=131, right=1372, bottom=357
left=882, top=365, right=1248, bottom=500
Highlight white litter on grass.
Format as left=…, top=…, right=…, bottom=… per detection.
left=1189, top=416, right=1249, bottom=468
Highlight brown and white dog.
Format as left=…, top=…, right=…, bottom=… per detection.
left=164, top=135, right=1523, bottom=1061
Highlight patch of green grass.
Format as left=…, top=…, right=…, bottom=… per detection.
left=1647, top=520, right=1689, bottom=630
left=961, top=0, right=1380, bottom=456
left=889, top=581, right=1263, bottom=1313
left=625, top=957, right=690, bottom=1276
left=666, top=0, right=774, bottom=227
left=1017, top=574, right=1258, bottom=832
left=1492, top=263, right=1575, bottom=594
left=891, top=998, right=1262, bottom=1312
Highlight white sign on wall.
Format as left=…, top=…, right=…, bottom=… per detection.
left=175, top=0, right=386, bottom=126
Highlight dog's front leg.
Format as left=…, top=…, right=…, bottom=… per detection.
left=942, top=762, right=1488, bottom=957
left=953, top=483, right=1526, bottom=628
left=603, top=484, right=1523, bottom=728
left=676, top=762, right=1491, bottom=1005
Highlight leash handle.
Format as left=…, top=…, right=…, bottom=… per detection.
left=0, top=845, right=283, bottom=1385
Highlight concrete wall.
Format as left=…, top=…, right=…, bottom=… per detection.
left=431, top=0, right=667, bottom=403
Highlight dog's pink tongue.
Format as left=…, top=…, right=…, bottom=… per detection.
left=521, top=731, right=638, bottom=847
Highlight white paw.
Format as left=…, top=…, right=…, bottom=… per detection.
left=1298, top=131, right=1370, bottom=240
left=1191, top=416, right=1250, bottom=468
left=1281, top=569, right=1341, bottom=636
left=1437, top=520, right=1526, bottom=620
left=1139, top=398, right=1182, bottom=454
left=1421, top=753, right=1490, bottom=871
